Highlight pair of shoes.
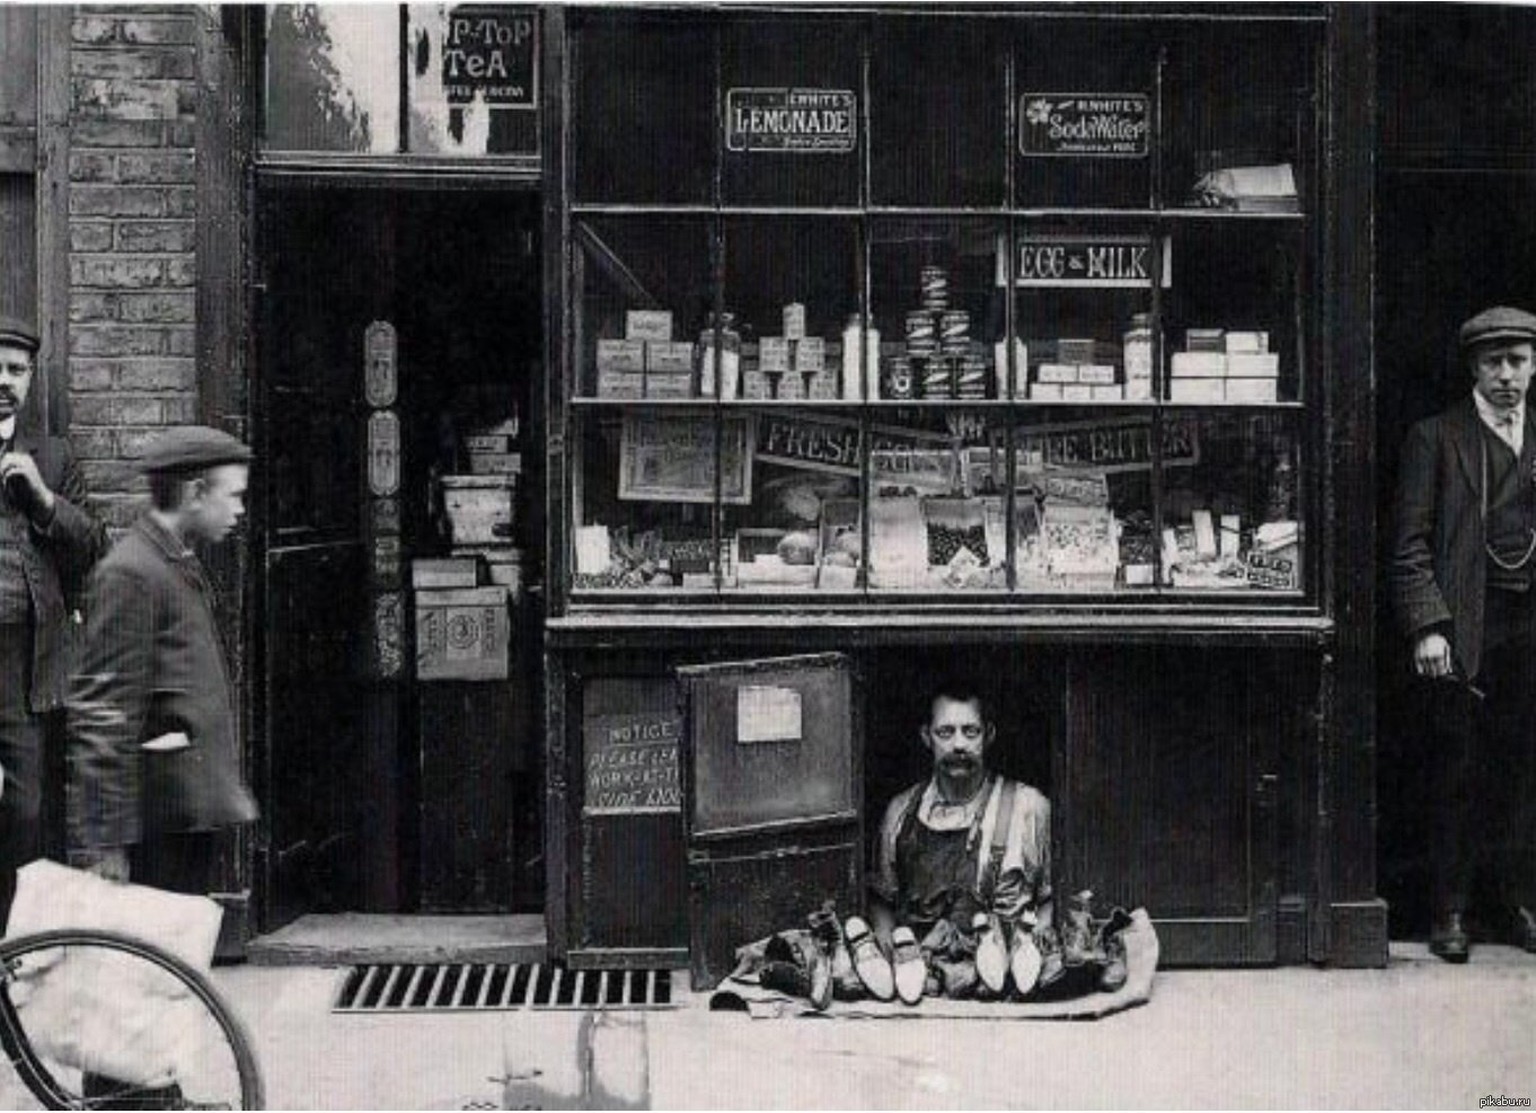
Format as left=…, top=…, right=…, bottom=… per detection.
left=1429, top=911, right=1470, bottom=964
left=1515, top=906, right=1536, bottom=954
left=841, top=916, right=896, bottom=1002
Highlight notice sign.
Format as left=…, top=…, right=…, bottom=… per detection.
left=442, top=6, right=537, bottom=107
left=736, top=686, right=803, bottom=744
left=585, top=712, right=682, bottom=814
left=1020, top=93, right=1149, bottom=158
left=726, top=88, right=857, bottom=153
left=1002, top=235, right=1172, bottom=289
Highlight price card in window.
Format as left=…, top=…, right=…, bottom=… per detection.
left=737, top=685, right=803, bottom=744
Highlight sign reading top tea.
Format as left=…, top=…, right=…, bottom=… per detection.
left=442, top=6, right=537, bottom=107
left=726, top=89, right=857, bottom=153
left=1020, top=93, right=1149, bottom=158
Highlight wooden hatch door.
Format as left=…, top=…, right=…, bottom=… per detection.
left=677, top=653, right=863, bottom=990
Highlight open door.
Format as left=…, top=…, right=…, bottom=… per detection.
left=677, top=653, right=862, bottom=989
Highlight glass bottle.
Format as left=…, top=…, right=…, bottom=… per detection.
left=1123, top=312, right=1154, bottom=402
left=695, top=312, right=741, bottom=400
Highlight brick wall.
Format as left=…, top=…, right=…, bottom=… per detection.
left=66, top=5, right=201, bottom=530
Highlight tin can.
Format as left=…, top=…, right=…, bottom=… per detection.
left=882, top=355, right=914, bottom=400
left=940, top=310, right=971, bottom=354
left=919, top=266, right=950, bottom=311
left=919, top=356, right=955, bottom=400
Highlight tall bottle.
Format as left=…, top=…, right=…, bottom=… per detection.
left=840, top=315, right=880, bottom=401
left=695, top=312, right=741, bottom=400
left=1123, top=312, right=1154, bottom=402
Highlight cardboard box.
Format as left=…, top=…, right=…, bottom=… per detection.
left=412, top=558, right=479, bottom=589
left=807, top=370, right=838, bottom=400
left=759, top=337, right=791, bottom=374
left=1170, top=352, right=1228, bottom=378
left=469, top=452, right=523, bottom=475
left=1226, top=353, right=1280, bottom=378
left=1037, top=363, right=1080, bottom=384
left=1091, top=384, right=1124, bottom=402
left=645, top=370, right=694, bottom=399
left=1224, top=377, right=1278, bottom=404
left=783, top=303, right=806, bottom=340
left=625, top=310, right=673, bottom=342
left=415, top=587, right=509, bottom=681
left=1062, top=384, right=1095, bottom=403
left=596, top=369, right=643, bottom=399
left=1030, top=382, right=1065, bottom=401
left=1169, top=378, right=1226, bottom=403
left=1078, top=364, right=1117, bottom=385
left=742, top=369, right=773, bottom=400
left=646, top=341, right=694, bottom=374
left=465, top=434, right=509, bottom=454
left=596, top=338, right=646, bottom=373
left=1224, top=331, right=1269, bottom=354
left=1186, top=328, right=1226, bottom=352
left=1058, top=338, right=1097, bottom=364
left=792, top=336, right=826, bottom=374
left=442, top=475, right=516, bottom=546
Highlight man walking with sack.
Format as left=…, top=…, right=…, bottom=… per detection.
left=0, top=315, right=105, bottom=929
left=67, top=426, right=259, bottom=893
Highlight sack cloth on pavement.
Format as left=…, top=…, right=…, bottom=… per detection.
left=2, top=859, right=225, bottom=1085
left=709, top=907, right=1159, bottom=1021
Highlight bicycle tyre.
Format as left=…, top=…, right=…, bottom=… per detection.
left=0, top=928, right=265, bottom=1110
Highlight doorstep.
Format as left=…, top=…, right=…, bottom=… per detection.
left=245, top=913, right=547, bottom=966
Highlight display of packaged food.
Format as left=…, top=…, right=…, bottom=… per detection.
left=469, top=451, right=523, bottom=475
left=1091, top=384, right=1124, bottom=402
left=881, top=355, right=915, bottom=400
left=1226, top=352, right=1280, bottom=378
left=1037, top=363, right=1080, bottom=384
left=596, top=338, right=646, bottom=372
left=1031, top=382, right=1065, bottom=401
left=646, top=341, right=695, bottom=374
left=415, top=586, right=510, bottom=681
left=919, top=265, right=949, bottom=311
left=465, top=434, right=509, bottom=454
left=1224, top=377, right=1278, bottom=404
left=411, top=558, right=479, bottom=589
left=625, top=310, right=673, bottom=342
left=783, top=303, right=806, bottom=340
left=1062, top=384, right=1094, bottom=403
left=1124, top=377, right=1154, bottom=402
left=1169, top=378, right=1225, bottom=403
left=994, top=339, right=1027, bottom=398
left=596, top=369, right=643, bottom=399
left=1078, top=364, right=1117, bottom=385
left=1058, top=338, right=1097, bottom=365
left=1185, top=328, right=1226, bottom=352
left=1224, top=330, right=1269, bottom=354
left=1041, top=504, right=1120, bottom=579
left=793, top=336, right=826, bottom=374
left=644, top=371, right=694, bottom=399
left=759, top=337, right=791, bottom=373
left=442, top=475, right=516, bottom=546
left=1170, top=352, right=1228, bottom=378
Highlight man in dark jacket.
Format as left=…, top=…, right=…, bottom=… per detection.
left=0, top=315, right=106, bottom=928
left=1390, top=305, right=1536, bottom=962
left=68, top=426, right=258, bottom=893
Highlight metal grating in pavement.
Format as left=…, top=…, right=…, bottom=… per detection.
left=333, top=962, right=675, bottom=1013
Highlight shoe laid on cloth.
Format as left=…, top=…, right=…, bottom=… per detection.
left=761, top=929, right=833, bottom=1011
left=1008, top=922, right=1043, bottom=997
left=842, top=916, right=895, bottom=1001
left=1516, top=907, right=1536, bottom=955
left=1034, top=924, right=1066, bottom=988
left=972, top=912, right=1010, bottom=995
left=1098, top=936, right=1129, bottom=992
left=1429, top=911, right=1470, bottom=964
left=1060, top=890, right=1099, bottom=967
left=889, top=926, right=927, bottom=1005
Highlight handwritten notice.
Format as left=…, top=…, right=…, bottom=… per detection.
left=736, top=686, right=803, bottom=744
left=584, top=712, right=682, bottom=814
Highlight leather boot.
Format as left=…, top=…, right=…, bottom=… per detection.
left=1429, top=910, right=1470, bottom=963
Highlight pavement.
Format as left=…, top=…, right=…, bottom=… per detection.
left=2, top=939, right=1532, bottom=1109
left=194, top=940, right=1536, bottom=1110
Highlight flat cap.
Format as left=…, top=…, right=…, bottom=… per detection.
left=1459, top=306, right=1536, bottom=350
left=0, top=315, right=40, bottom=354
left=138, top=425, right=252, bottom=475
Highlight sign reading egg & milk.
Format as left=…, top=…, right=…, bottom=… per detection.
left=1020, top=93, right=1149, bottom=158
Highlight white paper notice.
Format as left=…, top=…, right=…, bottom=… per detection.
left=737, top=685, right=803, bottom=744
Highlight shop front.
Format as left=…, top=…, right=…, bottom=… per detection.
left=541, top=3, right=1383, bottom=972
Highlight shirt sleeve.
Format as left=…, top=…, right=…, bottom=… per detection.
left=67, top=565, right=155, bottom=848
left=869, top=789, right=911, bottom=903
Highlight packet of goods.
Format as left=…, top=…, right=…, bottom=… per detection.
left=867, top=496, right=928, bottom=589
left=1041, top=504, right=1120, bottom=578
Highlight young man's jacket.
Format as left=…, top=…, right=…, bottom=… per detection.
left=1390, top=396, right=1536, bottom=681
left=3, top=430, right=106, bottom=711
left=67, top=513, right=258, bottom=849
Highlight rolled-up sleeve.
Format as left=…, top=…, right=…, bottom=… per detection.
left=67, top=566, right=155, bottom=848
left=869, top=789, right=913, bottom=904
left=994, top=790, right=1053, bottom=925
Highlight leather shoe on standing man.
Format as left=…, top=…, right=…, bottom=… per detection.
left=1429, top=911, right=1470, bottom=963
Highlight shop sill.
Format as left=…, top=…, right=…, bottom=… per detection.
left=546, top=608, right=1334, bottom=648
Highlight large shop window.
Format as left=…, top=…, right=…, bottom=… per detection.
left=564, top=12, right=1319, bottom=604
left=262, top=3, right=539, bottom=157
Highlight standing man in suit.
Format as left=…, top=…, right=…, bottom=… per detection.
left=1391, top=305, right=1536, bottom=962
left=68, top=426, right=259, bottom=893
left=0, top=315, right=106, bottom=928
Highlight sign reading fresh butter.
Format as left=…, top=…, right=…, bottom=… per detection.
left=584, top=712, right=681, bottom=813
left=1020, top=93, right=1149, bottom=158
left=726, top=88, right=857, bottom=153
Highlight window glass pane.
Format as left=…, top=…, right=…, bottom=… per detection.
left=1159, top=411, right=1303, bottom=594
left=0, top=7, right=38, bottom=127
left=575, top=217, right=712, bottom=400
left=1014, top=23, right=1157, bottom=209
left=1162, top=223, right=1300, bottom=405
left=870, top=218, right=1007, bottom=402
left=572, top=14, right=714, bottom=203
left=264, top=4, right=401, bottom=153
left=571, top=409, right=722, bottom=595
left=0, top=175, right=36, bottom=323
left=1011, top=216, right=1158, bottom=404
left=867, top=409, right=1008, bottom=593
left=1163, top=24, right=1317, bottom=214
left=870, top=19, right=1005, bottom=208
left=405, top=4, right=539, bottom=156
left=1011, top=408, right=1158, bottom=594
left=721, top=18, right=861, bottom=208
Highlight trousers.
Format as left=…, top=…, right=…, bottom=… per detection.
left=0, top=626, right=40, bottom=931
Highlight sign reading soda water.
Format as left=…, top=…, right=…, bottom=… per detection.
left=726, top=88, right=857, bottom=153
left=1020, top=93, right=1149, bottom=158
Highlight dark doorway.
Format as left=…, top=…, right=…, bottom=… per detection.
left=254, top=186, right=544, bottom=928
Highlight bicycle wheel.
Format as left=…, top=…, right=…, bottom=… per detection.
left=0, top=929, right=264, bottom=1110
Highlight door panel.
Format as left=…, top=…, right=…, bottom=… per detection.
left=679, top=653, right=862, bottom=989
